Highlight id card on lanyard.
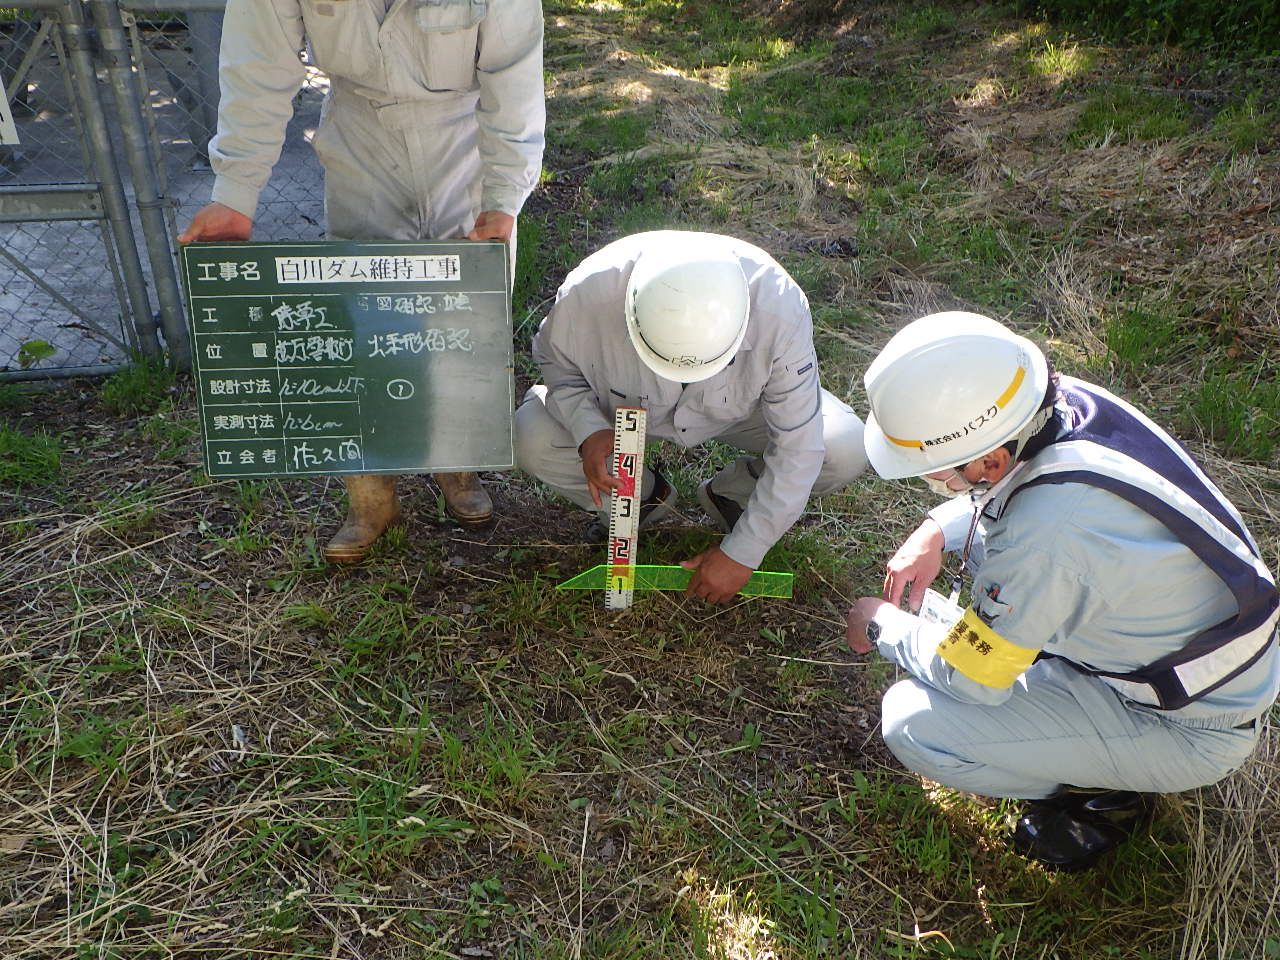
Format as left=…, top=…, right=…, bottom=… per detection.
left=919, top=491, right=987, bottom=627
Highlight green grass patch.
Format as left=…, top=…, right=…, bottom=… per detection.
left=1026, top=39, right=1096, bottom=80
left=726, top=53, right=875, bottom=146
left=1014, top=0, right=1280, bottom=55
left=821, top=118, right=933, bottom=189
left=1104, top=303, right=1188, bottom=371
left=892, top=3, right=959, bottom=40
left=1187, top=365, right=1279, bottom=463
left=101, top=358, right=175, bottom=418
left=94, top=488, right=161, bottom=536
left=139, top=400, right=198, bottom=459
left=0, top=382, right=29, bottom=413
left=762, top=528, right=854, bottom=597
left=571, top=108, right=653, bottom=156
left=548, top=0, right=788, bottom=69
left=585, top=153, right=678, bottom=205
left=582, top=152, right=720, bottom=235
left=1211, top=91, right=1278, bottom=154
left=0, top=424, right=61, bottom=488
left=1071, top=87, right=1191, bottom=145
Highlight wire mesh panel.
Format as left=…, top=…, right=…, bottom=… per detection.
left=2, top=1, right=335, bottom=381
left=124, top=4, right=326, bottom=246
left=0, top=9, right=135, bottom=377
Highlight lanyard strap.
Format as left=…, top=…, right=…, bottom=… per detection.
left=947, top=504, right=982, bottom=604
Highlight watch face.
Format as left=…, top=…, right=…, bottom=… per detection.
left=866, top=621, right=881, bottom=642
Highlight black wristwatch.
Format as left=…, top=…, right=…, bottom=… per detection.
left=866, top=621, right=881, bottom=643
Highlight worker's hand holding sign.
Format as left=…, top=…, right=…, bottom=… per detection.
left=178, top=201, right=252, bottom=244
left=467, top=211, right=515, bottom=243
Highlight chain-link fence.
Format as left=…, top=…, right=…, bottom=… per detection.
left=120, top=0, right=326, bottom=243
left=1, top=0, right=326, bottom=382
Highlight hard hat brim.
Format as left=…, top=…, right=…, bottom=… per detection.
left=863, top=412, right=944, bottom=479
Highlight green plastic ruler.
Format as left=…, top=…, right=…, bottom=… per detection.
left=557, top=564, right=793, bottom=599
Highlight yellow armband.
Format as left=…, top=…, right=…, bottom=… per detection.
left=936, top=607, right=1039, bottom=689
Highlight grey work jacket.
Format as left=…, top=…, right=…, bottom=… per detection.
left=531, top=232, right=826, bottom=569
left=873, top=400, right=1280, bottom=728
left=209, top=0, right=544, bottom=219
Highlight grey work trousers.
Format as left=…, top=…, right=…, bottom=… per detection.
left=881, top=657, right=1261, bottom=799
left=513, top=383, right=868, bottom=519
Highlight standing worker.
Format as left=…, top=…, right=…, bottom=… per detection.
left=846, top=312, right=1279, bottom=870
left=179, top=0, right=545, bottom=563
left=515, top=230, right=869, bottom=603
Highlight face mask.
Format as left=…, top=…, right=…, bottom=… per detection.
left=923, top=469, right=992, bottom=499
left=924, top=474, right=964, bottom=497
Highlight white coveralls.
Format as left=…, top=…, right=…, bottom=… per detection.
left=208, top=0, right=545, bottom=246
left=515, top=232, right=869, bottom=570
left=872, top=378, right=1280, bottom=799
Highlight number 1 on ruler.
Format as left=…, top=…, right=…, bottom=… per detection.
left=606, top=406, right=647, bottom=610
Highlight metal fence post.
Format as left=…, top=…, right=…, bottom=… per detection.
left=88, top=0, right=191, bottom=369
left=56, top=0, right=162, bottom=358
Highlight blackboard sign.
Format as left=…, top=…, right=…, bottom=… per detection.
left=182, top=240, right=512, bottom=478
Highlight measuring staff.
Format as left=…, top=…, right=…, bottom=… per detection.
left=847, top=312, right=1280, bottom=870
left=515, top=230, right=869, bottom=604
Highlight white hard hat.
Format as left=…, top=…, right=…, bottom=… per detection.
left=863, top=311, right=1050, bottom=479
left=625, top=237, right=750, bottom=383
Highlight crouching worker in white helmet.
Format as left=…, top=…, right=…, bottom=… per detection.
left=515, top=231, right=869, bottom=603
left=847, top=312, right=1279, bottom=871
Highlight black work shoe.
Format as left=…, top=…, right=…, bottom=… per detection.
left=585, top=470, right=677, bottom=543
left=1009, top=790, right=1150, bottom=871
left=696, top=478, right=744, bottom=533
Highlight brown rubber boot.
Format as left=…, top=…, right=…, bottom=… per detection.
left=433, top=471, right=493, bottom=526
left=323, top=474, right=403, bottom=564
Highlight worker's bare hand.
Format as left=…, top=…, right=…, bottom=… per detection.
left=178, top=202, right=253, bottom=244
left=682, top=547, right=752, bottom=604
left=847, top=596, right=889, bottom=654
left=579, top=428, right=620, bottom=508
left=467, top=211, right=515, bottom=243
left=883, top=518, right=945, bottom=612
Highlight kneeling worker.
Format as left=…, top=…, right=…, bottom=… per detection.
left=847, top=312, right=1279, bottom=870
left=516, top=230, right=868, bottom=603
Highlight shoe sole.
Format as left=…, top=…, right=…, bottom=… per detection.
left=448, top=509, right=495, bottom=527
left=323, top=546, right=369, bottom=564
left=696, top=480, right=735, bottom=533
